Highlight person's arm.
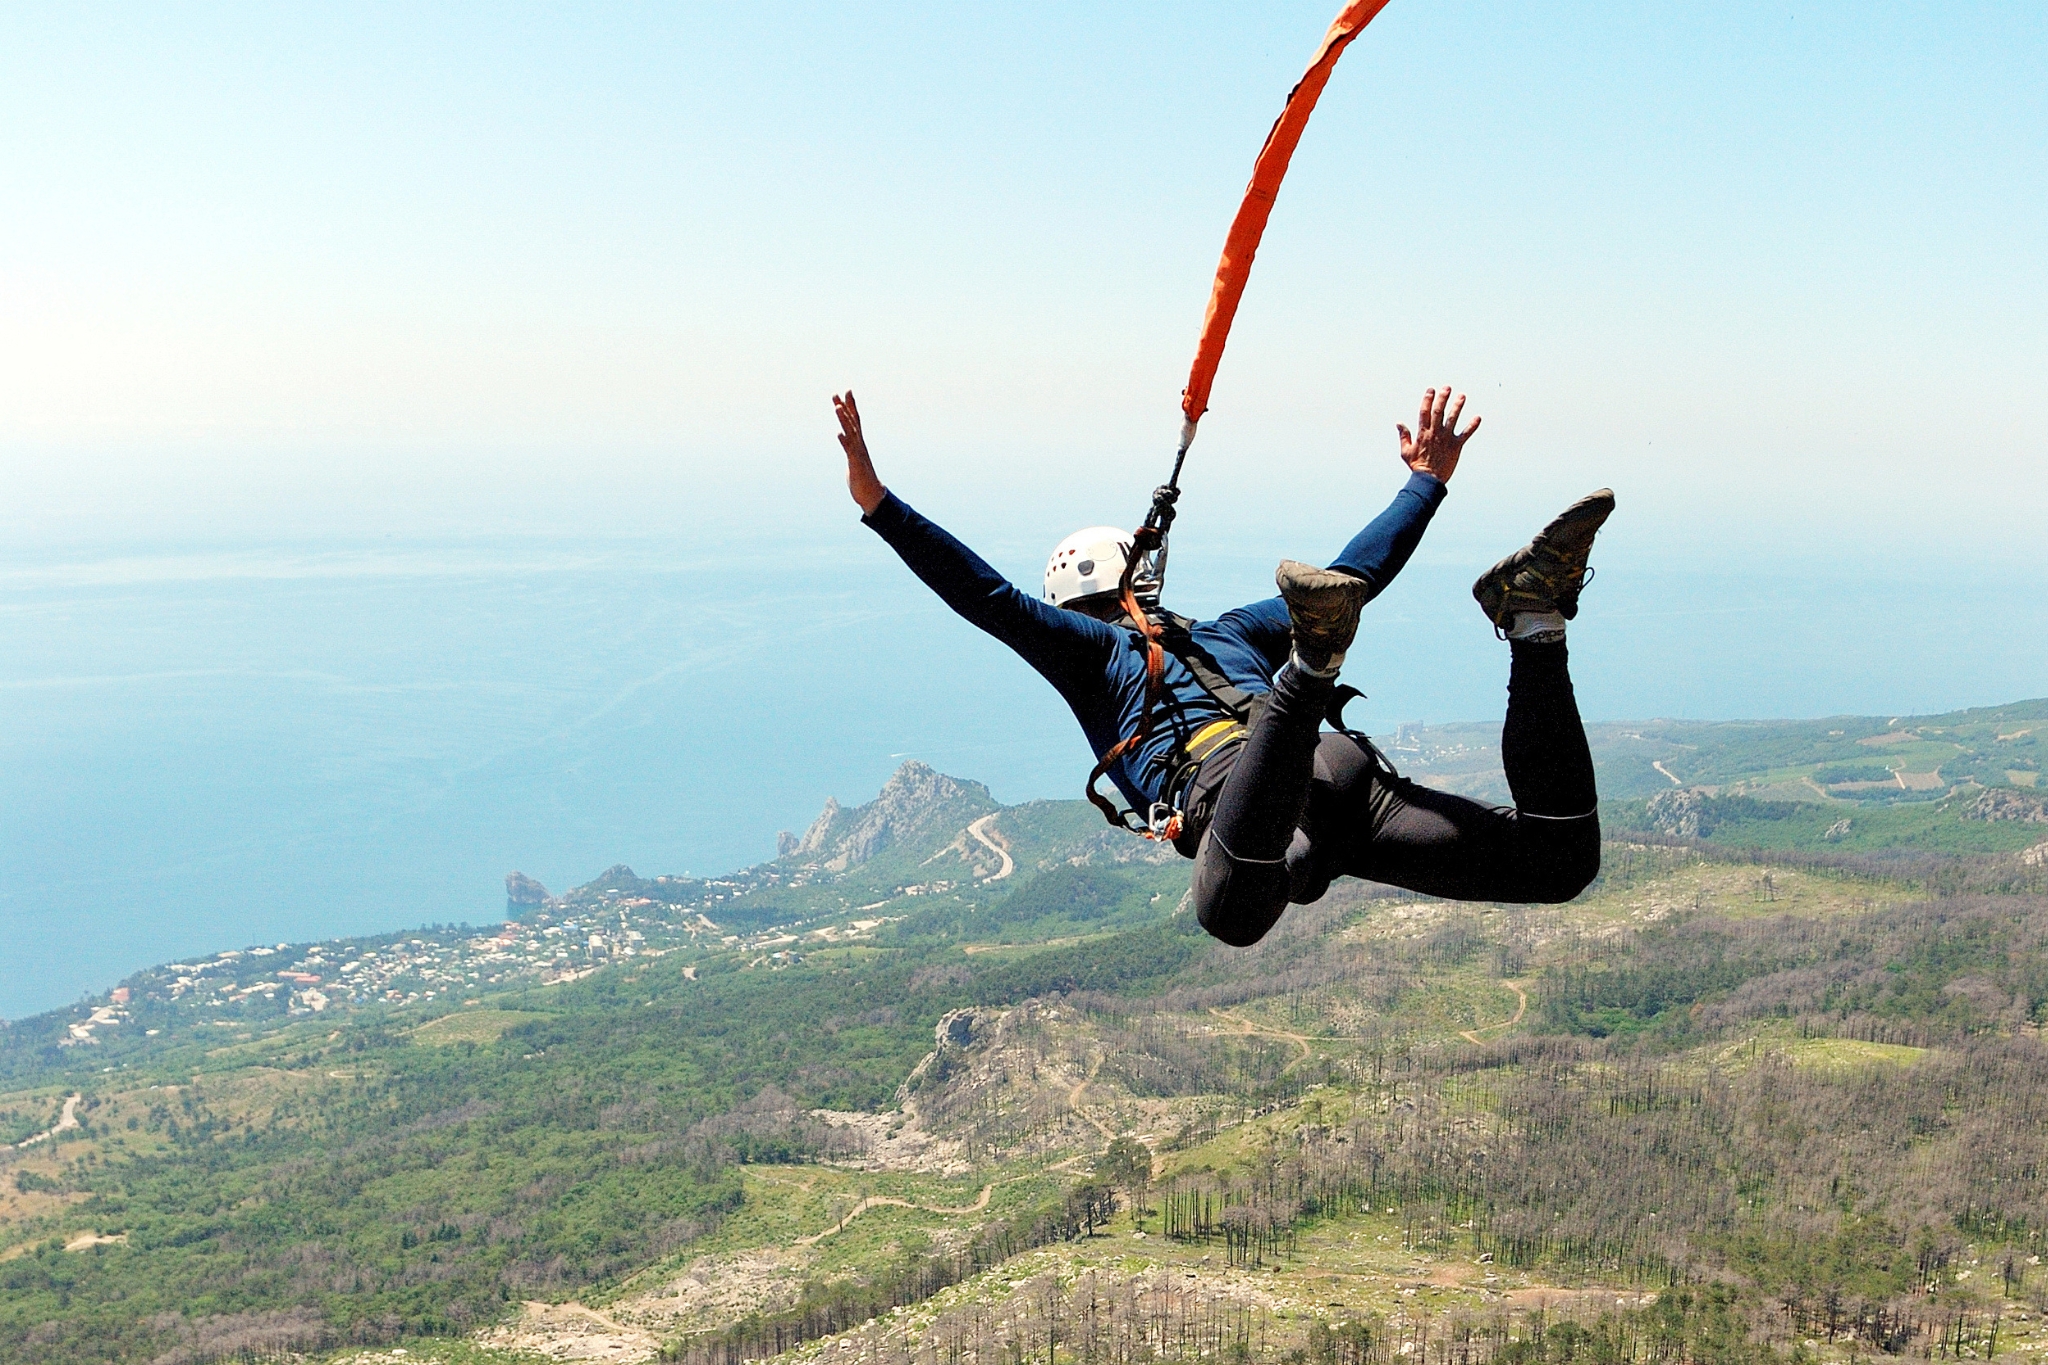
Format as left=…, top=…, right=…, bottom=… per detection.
left=1208, top=466, right=1437, bottom=675
left=1211, top=385, right=1482, bottom=672
left=1203, top=595, right=1294, bottom=683
left=836, top=392, right=1119, bottom=687
left=835, top=390, right=888, bottom=516
left=1329, top=473, right=1446, bottom=597
left=863, top=492, right=1120, bottom=676
left=1331, top=384, right=1480, bottom=596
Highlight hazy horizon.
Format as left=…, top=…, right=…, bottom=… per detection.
left=4, top=2, right=2043, bottom=1015
left=5, top=510, right=2041, bottom=1019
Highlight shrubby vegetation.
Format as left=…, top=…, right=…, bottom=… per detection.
left=1813, top=765, right=1897, bottom=786
left=670, top=1180, right=1122, bottom=1365
left=1538, top=895, right=2048, bottom=1043
left=888, top=864, right=1189, bottom=944
left=0, top=867, right=1214, bottom=1362
left=9, top=737, right=2048, bottom=1363
left=1608, top=791, right=2048, bottom=856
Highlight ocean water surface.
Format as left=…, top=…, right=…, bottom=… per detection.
left=4, top=525, right=2041, bottom=1018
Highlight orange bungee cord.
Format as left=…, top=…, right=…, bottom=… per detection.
left=1087, top=0, right=1396, bottom=834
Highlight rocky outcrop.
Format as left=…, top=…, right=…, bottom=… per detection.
left=937, top=1006, right=996, bottom=1049
left=787, top=799, right=843, bottom=858
left=781, top=762, right=996, bottom=873
left=1964, top=790, right=2048, bottom=824
left=1646, top=788, right=1706, bottom=839
left=505, top=871, right=550, bottom=907
left=551, top=762, right=1001, bottom=909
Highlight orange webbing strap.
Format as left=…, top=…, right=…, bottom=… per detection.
left=1179, top=0, right=1395, bottom=436
left=1084, top=526, right=1172, bottom=834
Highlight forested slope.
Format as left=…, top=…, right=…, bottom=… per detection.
left=3, top=717, right=2046, bottom=1365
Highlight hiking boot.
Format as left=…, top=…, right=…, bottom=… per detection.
left=1277, top=560, right=1368, bottom=675
left=1472, top=489, right=1616, bottom=632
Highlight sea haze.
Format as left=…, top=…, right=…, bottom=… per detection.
left=4, top=526, right=2042, bottom=1019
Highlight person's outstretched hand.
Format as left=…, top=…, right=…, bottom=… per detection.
left=1396, top=385, right=1480, bottom=484
left=834, top=391, right=887, bottom=515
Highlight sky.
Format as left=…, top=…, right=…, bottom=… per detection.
left=4, top=1, right=2042, bottom=552
left=1, top=3, right=2044, bottom=1014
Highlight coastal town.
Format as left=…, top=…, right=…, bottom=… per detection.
left=47, top=857, right=908, bottom=1053
left=63, top=907, right=679, bottom=1045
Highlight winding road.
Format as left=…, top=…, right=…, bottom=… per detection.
left=967, top=815, right=1014, bottom=882
left=11, top=1094, right=80, bottom=1150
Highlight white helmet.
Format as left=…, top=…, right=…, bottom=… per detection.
left=1044, top=526, right=1154, bottom=608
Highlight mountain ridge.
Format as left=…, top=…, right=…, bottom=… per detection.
left=776, top=761, right=998, bottom=870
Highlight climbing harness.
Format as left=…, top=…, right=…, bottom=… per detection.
left=1080, top=554, right=1250, bottom=839
left=1082, top=0, right=1396, bottom=837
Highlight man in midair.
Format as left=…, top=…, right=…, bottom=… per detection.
left=833, top=387, right=1610, bottom=946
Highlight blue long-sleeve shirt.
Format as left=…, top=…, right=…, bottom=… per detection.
left=863, top=471, right=1447, bottom=811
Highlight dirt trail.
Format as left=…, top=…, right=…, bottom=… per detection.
left=967, top=814, right=1014, bottom=882
left=1459, top=980, right=1528, bottom=1045
left=796, top=1183, right=995, bottom=1246
left=1067, top=1069, right=1120, bottom=1144
left=1208, top=1008, right=1317, bottom=1075
left=1043, top=1059, right=1127, bottom=1176
left=12, top=1094, right=80, bottom=1150
left=479, top=1300, right=662, bottom=1363
left=1043, top=1066, right=1121, bottom=1177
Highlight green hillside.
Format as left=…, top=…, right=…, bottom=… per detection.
left=2, top=715, right=2047, bottom=1365
left=1388, top=697, right=2048, bottom=857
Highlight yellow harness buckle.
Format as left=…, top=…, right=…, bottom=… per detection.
left=1187, top=718, right=1247, bottom=762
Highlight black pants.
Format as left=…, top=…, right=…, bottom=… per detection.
left=1185, top=640, right=1600, bottom=947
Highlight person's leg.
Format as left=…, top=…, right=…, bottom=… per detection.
left=1319, top=492, right=1615, bottom=903
left=1189, top=561, right=1363, bottom=947
left=1501, top=639, right=1596, bottom=815
left=1190, top=662, right=1332, bottom=946
left=1326, top=641, right=1599, bottom=903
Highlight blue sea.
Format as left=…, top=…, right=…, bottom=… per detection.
left=4, top=525, right=2042, bottom=1019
